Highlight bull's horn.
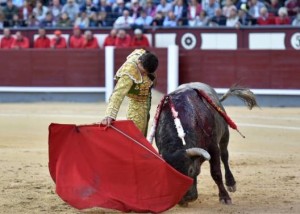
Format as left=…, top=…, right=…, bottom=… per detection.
left=186, top=148, right=211, bottom=161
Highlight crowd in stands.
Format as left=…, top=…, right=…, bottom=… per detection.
left=0, top=26, right=150, bottom=48
left=0, top=0, right=300, bottom=29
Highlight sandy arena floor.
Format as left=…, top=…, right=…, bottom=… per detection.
left=0, top=91, right=299, bottom=214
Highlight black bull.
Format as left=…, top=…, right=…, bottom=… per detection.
left=155, top=82, right=257, bottom=205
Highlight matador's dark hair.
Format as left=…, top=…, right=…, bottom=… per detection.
left=139, top=51, right=159, bottom=74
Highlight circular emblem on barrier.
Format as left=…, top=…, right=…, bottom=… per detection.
left=181, top=33, right=197, bottom=50
left=290, top=32, right=300, bottom=50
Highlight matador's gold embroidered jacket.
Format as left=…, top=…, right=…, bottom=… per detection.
left=105, top=49, right=153, bottom=136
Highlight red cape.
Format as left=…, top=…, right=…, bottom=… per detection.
left=48, top=120, right=193, bottom=213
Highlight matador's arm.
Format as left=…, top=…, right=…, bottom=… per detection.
left=105, top=75, right=134, bottom=119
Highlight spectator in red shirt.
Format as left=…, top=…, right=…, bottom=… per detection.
left=115, top=29, right=131, bottom=48
left=130, top=28, right=150, bottom=47
left=50, top=30, right=67, bottom=49
left=275, top=7, right=291, bottom=25
left=69, top=26, right=84, bottom=48
left=257, top=7, right=275, bottom=25
left=34, top=28, right=50, bottom=48
left=103, top=28, right=117, bottom=47
left=82, top=30, right=99, bottom=49
left=11, top=31, right=30, bottom=49
left=0, top=28, right=15, bottom=49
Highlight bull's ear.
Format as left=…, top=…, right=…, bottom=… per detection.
left=186, top=148, right=211, bottom=161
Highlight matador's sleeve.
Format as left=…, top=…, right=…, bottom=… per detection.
left=105, top=75, right=134, bottom=119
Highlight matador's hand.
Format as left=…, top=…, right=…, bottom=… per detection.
left=100, top=117, right=115, bottom=127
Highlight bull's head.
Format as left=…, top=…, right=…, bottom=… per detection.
left=162, top=148, right=211, bottom=206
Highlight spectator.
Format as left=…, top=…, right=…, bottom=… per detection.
left=0, top=11, right=4, bottom=28
left=248, top=0, right=265, bottom=18
left=98, top=11, right=111, bottom=26
left=13, top=0, right=25, bottom=8
left=113, top=0, right=129, bottom=19
left=144, top=0, right=156, bottom=17
left=131, top=28, right=150, bottom=47
left=209, top=7, right=226, bottom=26
left=34, top=28, right=51, bottom=48
left=103, top=28, right=117, bottom=46
left=50, top=30, right=67, bottom=48
left=40, top=11, right=55, bottom=27
left=48, top=0, right=62, bottom=24
left=173, top=0, right=188, bottom=25
left=266, top=0, right=282, bottom=16
left=275, top=7, right=291, bottom=24
left=74, top=11, right=89, bottom=27
left=106, top=0, right=116, bottom=7
left=98, top=0, right=113, bottom=25
left=80, top=0, right=98, bottom=16
left=11, top=31, right=30, bottom=49
left=62, top=0, right=80, bottom=21
left=163, top=11, right=177, bottom=26
left=18, top=0, right=33, bottom=23
left=187, top=0, right=203, bottom=27
left=226, top=7, right=240, bottom=27
left=115, top=29, right=131, bottom=47
left=285, top=0, right=300, bottom=17
left=26, top=13, right=40, bottom=27
left=11, top=14, right=26, bottom=27
left=89, top=12, right=98, bottom=26
left=32, top=0, right=48, bottom=22
left=0, top=28, right=15, bottom=49
left=238, top=3, right=255, bottom=25
left=130, top=0, right=143, bottom=20
left=3, top=0, right=19, bottom=27
left=193, top=10, right=209, bottom=26
left=113, top=9, right=134, bottom=28
left=99, top=0, right=112, bottom=14
left=69, top=26, right=84, bottom=48
left=151, top=10, right=164, bottom=26
left=203, top=0, right=220, bottom=18
left=82, top=30, right=99, bottom=49
left=156, top=0, right=173, bottom=16
left=56, top=12, right=72, bottom=27
left=256, top=6, right=275, bottom=25
left=134, top=9, right=153, bottom=28
left=292, top=11, right=300, bottom=25
left=222, top=0, right=237, bottom=18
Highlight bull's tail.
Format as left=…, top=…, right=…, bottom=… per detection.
left=219, top=85, right=258, bottom=109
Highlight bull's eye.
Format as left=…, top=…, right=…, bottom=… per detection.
left=188, top=167, right=194, bottom=176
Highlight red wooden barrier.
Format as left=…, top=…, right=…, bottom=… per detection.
left=0, top=49, right=298, bottom=93
left=0, top=50, right=105, bottom=87
left=179, top=50, right=300, bottom=89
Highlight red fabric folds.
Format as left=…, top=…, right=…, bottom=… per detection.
left=48, top=120, right=193, bottom=213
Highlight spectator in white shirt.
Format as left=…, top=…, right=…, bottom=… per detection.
left=134, top=9, right=153, bottom=27
left=113, top=9, right=134, bottom=28
left=226, top=7, right=240, bottom=27
left=163, top=11, right=177, bottom=27
left=62, top=0, right=80, bottom=21
left=32, top=0, right=48, bottom=22
left=156, top=0, right=173, bottom=16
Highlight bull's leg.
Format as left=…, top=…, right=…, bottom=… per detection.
left=208, top=143, right=232, bottom=204
left=219, top=130, right=236, bottom=192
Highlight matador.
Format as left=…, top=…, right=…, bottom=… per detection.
left=101, top=49, right=159, bottom=136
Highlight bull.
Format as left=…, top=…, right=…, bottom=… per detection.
left=153, top=82, right=258, bottom=205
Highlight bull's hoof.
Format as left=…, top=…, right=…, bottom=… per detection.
left=178, top=201, right=189, bottom=207
left=226, top=184, right=237, bottom=192
left=219, top=198, right=232, bottom=205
